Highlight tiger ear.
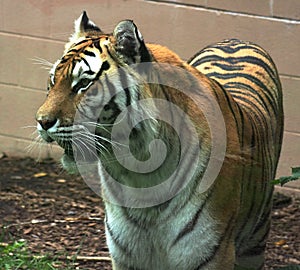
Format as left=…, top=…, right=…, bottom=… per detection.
left=113, top=20, right=151, bottom=64
left=68, top=11, right=101, bottom=45
left=74, top=11, right=101, bottom=34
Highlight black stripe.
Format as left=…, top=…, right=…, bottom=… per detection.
left=83, top=70, right=95, bottom=76
left=106, top=222, right=131, bottom=256
left=230, top=92, right=269, bottom=131
left=59, top=56, right=69, bottom=64
left=211, top=80, right=242, bottom=142
left=251, top=188, right=273, bottom=236
left=68, top=48, right=80, bottom=54
left=173, top=207, right=202, bottom=245
left=193, top=55, right=277, bottom=83
left=235, top=117, right=258, bottom=249
left=235, top=123, right=255, bottom=248
left=188, top=41, right=251, bottom=64
left=210, top=44, right=250, bottom=54
left=211, top=62, right=244, bottom=71
left=236, top=103, right=245, bottom=148
left=81, top=57, right=91, bottom=70
left=122, top=208, right=152, bottom=230
left=95, top=61, right=110, bottom=80
left=124, top=88, right=131, bottom=107
left=84, top=50, right=96, bottom=57
left=118, top=68, right=132, bottom=107
left=74, top=39, right=90, bottom=47
left=94, top=40, right=103, bottom=53
left=206, top=72, right=278, bottom=114
left=172, top=190, right=214, bottom=247
left=105, top=44, right=114, bottom=59
left=228, top=89, right=276, bottom=139
left=192, top=214, right=236, bottom=269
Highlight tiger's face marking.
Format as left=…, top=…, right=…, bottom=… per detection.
left=36, top=12, right=155, bottom=174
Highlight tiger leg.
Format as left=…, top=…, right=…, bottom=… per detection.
left=111, top=259, right=125, bottom=270
left=235, top=219, right=270, bottom=269
left=111, top=259, right=139, bottom=270
left=234, top=252, right=264, bottom=270
left=214, top=240, right=236, bottom=270
left=235, top=243, right=266, bottom=270
left=194, top=239, right=236, bottom=270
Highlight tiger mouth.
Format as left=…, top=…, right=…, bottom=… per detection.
left=40, top=131, right=74, bottom=158
left=38, top=124, right=104, bottom=162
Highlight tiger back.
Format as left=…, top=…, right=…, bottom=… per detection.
left=35, top=12, right=283, bottom=270
left=189, top=39, right=284, bottom=268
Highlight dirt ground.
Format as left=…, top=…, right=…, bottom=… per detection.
left=0, top=155, right=299, bottom=270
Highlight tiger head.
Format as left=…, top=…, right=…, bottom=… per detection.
left=35, top=11, right=213, bottom=180
left=35, top=12, right=185, bottom=173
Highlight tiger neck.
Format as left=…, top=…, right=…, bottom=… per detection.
left=100, top=118, right=180, bottom=188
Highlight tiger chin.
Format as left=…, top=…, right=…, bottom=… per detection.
left=35, top=11, right=283, bottom=270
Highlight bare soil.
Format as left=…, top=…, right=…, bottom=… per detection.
left=0, top=156, right=299, bottom=269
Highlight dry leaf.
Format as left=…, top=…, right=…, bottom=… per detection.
left=11, top=175, right=23, bottom=180
left=65, top=217, right=80, bottom=222
left=23, top=227, right=33, bottom=234
left=274, top=239, right=287, bottom=246
left=33, top=172, right=48, bottom=178
left=57, top=179, right=66, bottom=183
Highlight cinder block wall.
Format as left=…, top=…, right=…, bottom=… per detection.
left=0, top=0, right=299, bottom=184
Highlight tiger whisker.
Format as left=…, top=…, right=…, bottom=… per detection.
left=81, top=111, right=128, bottom=129
left=30, top=57, right=54, bottom=71
left=21, top=125, right=37, bottom=129
left=74, top=126, right=127, bottom=149
left=72, top=138, right=89, bottom=162
left=73, top=131, right=111, bottom=154
left=26, top=134, right=47, bottom=161
left=92, top=133, right=128, bottom=149
left=31, top=57, right=54, bottom=66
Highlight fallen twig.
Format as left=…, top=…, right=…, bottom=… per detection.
left=66, top=255, right=111, bottom=262
left=2, top=216, right=102, bottom=229
left=26, top=254, right=112, bottom=262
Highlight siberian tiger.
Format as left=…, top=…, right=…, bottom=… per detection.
left=35, top=11, right=283, bottom=270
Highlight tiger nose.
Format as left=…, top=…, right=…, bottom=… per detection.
left=36, top=117, right=58, bottom=131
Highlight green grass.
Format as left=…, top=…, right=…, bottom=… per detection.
left=0, top=240, right=74, bottom=270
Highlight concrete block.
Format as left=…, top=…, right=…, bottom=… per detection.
left=1, top=0, right=51, bottom=37
left=49, top=1, right=144, bottom=41
left=276, top=131, right=300, bottom=189
left=19, top=37, right=64, bottom=90
left=159, top=0, right=207, bottom=7
left=0, top=33, right=64, bottom=90
left=0, top=34, right=20, bottom=86
left=0, top=84, right=46, bottom=138
left=281, top=76, right=300, bottom=133
left=151, top=0, right=271, bottom=16
left=277, top=131, right=300, bottom=176
left=206, top=0, right=271, bottom=16
left=273, top=0, right=300, bottom=20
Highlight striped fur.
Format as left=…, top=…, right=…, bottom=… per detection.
left=35, top=12, right=283, bottom=270
left=188, top=39, right=284, bottom=269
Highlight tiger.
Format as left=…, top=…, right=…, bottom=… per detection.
left=35, top=11, right=283, bottom=270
